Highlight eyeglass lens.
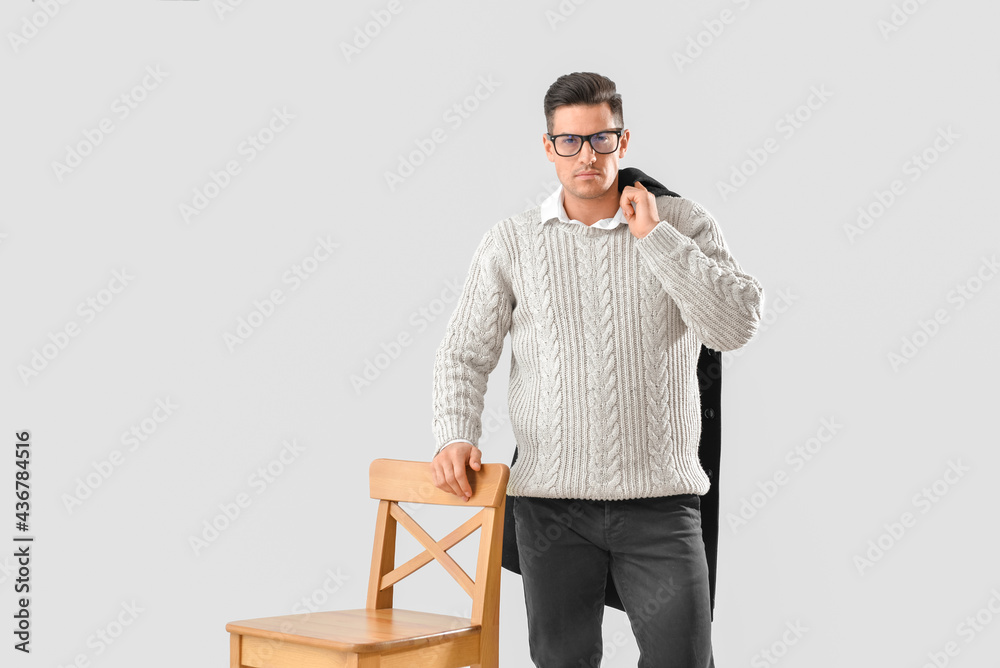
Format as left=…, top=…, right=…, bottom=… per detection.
left=553, top=132, right=619, bottom=156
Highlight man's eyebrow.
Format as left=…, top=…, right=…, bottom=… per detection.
left=551, top=128, right=617, bottom=135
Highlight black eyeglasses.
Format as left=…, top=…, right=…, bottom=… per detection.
left=546, top=129, right=624, bottom=157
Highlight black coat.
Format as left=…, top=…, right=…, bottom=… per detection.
left=500, top=169, right=723, bottom=618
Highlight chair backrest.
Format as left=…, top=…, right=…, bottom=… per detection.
left=366, top=459, right=510, bottom=627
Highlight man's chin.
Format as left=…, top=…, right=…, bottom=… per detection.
left=564, top=178, right=614, bottom=200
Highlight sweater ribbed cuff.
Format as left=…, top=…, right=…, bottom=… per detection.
left=433, top=416, right=480, bottom=456
left=636, top=218, right=692, bottom=257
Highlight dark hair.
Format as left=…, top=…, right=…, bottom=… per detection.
left=543, top=72, right=623, bottom=134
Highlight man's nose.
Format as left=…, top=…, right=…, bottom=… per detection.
left=578, top=139, right=597, bottom=163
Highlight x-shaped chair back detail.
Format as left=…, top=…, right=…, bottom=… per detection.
left=367, top=459, right=509, bottom=624
left=226, top=458, right=510, bottom=668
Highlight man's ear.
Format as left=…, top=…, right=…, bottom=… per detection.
left=618, top=128, right=630, bottom=158
left=542, top=133, right=556, bottom=163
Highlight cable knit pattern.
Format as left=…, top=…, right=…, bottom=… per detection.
left=431, top=195, right=764, bottom=500
left=638, top=250, right=681, bottom=491
left=513, top=218, right=565, bottom=496
left=576, top=232, right=623, bottom=490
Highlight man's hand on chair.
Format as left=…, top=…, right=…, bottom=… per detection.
left=431, top=441, right=482, bottom=502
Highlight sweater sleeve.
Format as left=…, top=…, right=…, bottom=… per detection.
left=431, top=228, right=513, bottom=457
left=635, top=199, right=764, bottom=352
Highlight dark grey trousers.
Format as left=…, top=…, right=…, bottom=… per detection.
left=511, top=493, right=715, bottom=668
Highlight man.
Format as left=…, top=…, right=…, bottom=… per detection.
left=430, top=71, right=764, bottom=667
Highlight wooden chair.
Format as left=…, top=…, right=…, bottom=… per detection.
left=226, top=458, right=510, bottom=668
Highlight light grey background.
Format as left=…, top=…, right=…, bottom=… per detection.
left=3, top=1, right=999, bottom=666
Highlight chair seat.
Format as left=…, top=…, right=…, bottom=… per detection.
left=226, top=608, right=480, bottom=654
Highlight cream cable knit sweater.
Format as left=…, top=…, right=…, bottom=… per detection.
left=431, top=195, right=764, bottom=500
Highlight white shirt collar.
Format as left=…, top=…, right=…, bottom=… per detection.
left=539, top=184, right=627, bottom=229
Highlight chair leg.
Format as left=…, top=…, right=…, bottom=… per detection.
left=472, top=623, right=499, bottom=668
left=230, top=633, right=242, bottom=668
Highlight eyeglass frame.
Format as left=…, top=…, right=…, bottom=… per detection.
left=545, top=128, right=625, bottom=157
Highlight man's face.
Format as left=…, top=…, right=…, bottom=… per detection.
left=543, top=102, right=629, bottom=205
